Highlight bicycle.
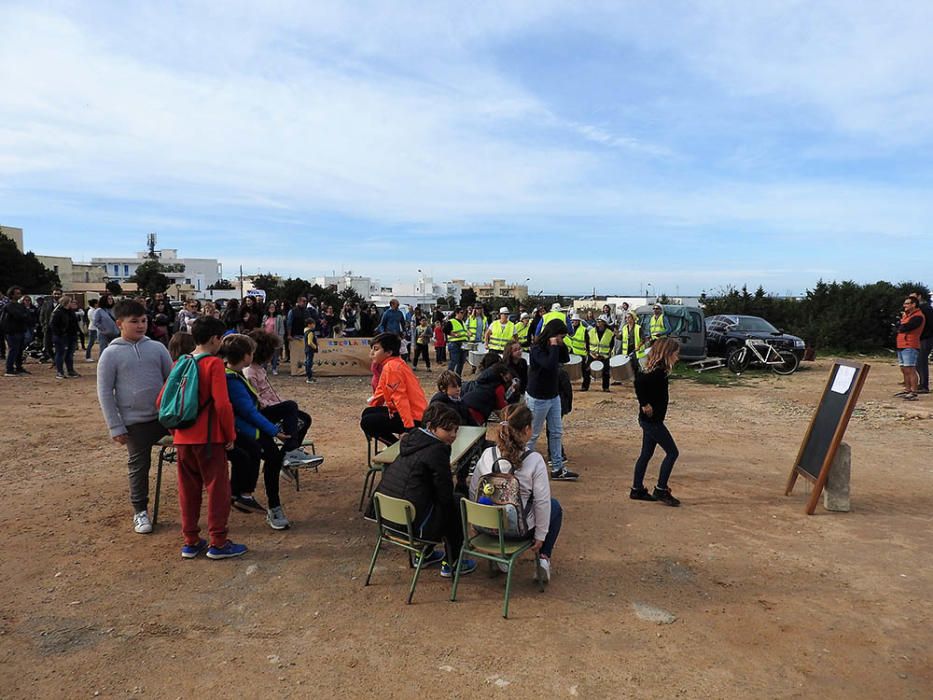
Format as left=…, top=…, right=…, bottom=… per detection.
left=727, top=337, right=799, bottom=375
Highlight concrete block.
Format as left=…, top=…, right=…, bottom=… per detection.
left=824, top=441, right=851, bottom=512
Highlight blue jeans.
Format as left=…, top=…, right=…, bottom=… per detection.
left=5, top=332, right=24, bottom=373
left=633, top=418, right=679, bottom=490
left=85, top=329, right=98, bottom=359
left=53, top=334, right=76, bottom=375
left=304, top=349, right=315, bottom=379
left=541, top=498, right=563, bottom=558
left=525, top=393, right=563, bottom=472
left=447, top=342, right=465, bottom=375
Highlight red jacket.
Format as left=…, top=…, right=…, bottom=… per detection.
left=897, top=309, right=925, bottom=350
left=159, top=355, right=236, bottom=445
left=434, top=326, right=446, bottom=348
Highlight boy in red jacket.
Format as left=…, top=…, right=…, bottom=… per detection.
left=160, top=316, right=245, bottom=560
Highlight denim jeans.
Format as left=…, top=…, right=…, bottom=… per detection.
left=917, top=337, right=932, bottom=391
left=53, top=334, right=76, bottom=375
left=4, top=333, right=24, bottom=374
left=85, top=329, right=98, bottom=359
left=541, top=498, right=563, bottom=557
left=447, top=342, right=465, bottom=375
left=304, top=349, right=315, bottom=379
left=525, top=393, right=563, bottom=472
left=633, top=418, right=679, bottom=490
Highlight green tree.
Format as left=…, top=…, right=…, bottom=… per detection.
left=251, top=273, right=280, bottom=292
left=277, top=277, right=312, bottom=304
left=0, top=235, right=61, bottom=293
left=105, top=280, right=123, bottom=296
left=460, top=287, right=477, bottom=308
left=208, top=279, right=235, bottom=291
left=128, top=260, right=171, bottom=296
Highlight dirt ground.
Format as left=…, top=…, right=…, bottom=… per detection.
left=1, top=354, right=931, bottom=699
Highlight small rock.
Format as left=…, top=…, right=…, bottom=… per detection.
left=246, top=564, right=258, bottom=576
left=633, top=602, right=677, bottom=625
left=438, top=665, right=454, bottom=672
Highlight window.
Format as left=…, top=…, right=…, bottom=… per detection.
left=124, top=264, right=129, bottom=276
left=114, top=264, right=119, bottom=276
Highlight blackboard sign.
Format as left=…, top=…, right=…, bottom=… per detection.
left=785, top=361, right=869, bottom=514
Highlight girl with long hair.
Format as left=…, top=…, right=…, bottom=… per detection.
left=631, top=337, right=681, bottom=506
left=470, top=403, right=563, bottom=583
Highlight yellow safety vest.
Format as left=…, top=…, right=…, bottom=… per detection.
left=542, top=310, right=566, bottom=327
left=649, top=313, right=667, bottom=338
left=515, top=321, right=530, bottom=348
left=564, top=324, right=588, bottom=356
left=620, top=324, right=646, bottom=358
left=466, top=316, right=487, bottom=341
left=588, top=327, right=614, bottom=357
left=487, top=320, right=515, bottom=352
left=447, top=318, right=468, bottom=343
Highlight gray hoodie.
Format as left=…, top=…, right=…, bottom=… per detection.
left=96, top=336, right=173, bottom=437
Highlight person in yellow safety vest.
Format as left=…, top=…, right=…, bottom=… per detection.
left=514, top=311, right=532, bottom=350
left=586, top=315, right=615, bottom=392
left=649, top=303, right=669, bottom=340
left=618, top=310, right=648, bottom=358
left=485, top=307, right=516, bottom=353
left=444, top=308, right=469, bottom=376
left=562, top=314, right=590, bottom=390
left=466, top=306, right=487, bottom=344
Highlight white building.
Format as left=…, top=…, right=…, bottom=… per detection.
left=311, top=273, right=379, bottom=300
left=91, top=248, right=222, bottom=294
left=368, top=274, right=461, bottom=309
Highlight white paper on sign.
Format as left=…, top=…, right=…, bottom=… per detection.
left=831, top=365, right=856, bottom=394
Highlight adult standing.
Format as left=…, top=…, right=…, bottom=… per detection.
left=240, top=296, right=261, bottom=332
left=2, top=286, right=29, bottom=377
left=40, top=288, right=63, bottom=361
left=287, top=297, right=308, bottom=339
left=262, top=301, right=285, bottom=374
left=175, top=299, right=200, bottom=335
left=95, top=293, right=119, bottom=353
left=444, top=308, right=469, bottom=376
left=648, top=303, right=670, bottom=340
left=617, top=310, right=647, bottom=360
left=895, top=296, right=925, bottom=401
left=466, top=306, right=487, bottom=344
left=85, top=298, right=100, bottom=362
left=376, top=299, right=406, bottom=337
left=485, top=307, right=516, bottom=354
left=587, top=315, right=614, bottom=392
left=631, top=337, right=682, bottom=506
left=221, top=298, right=240, bottom=332
left=526, top=318, right=578, bottom=481
left=564, top=315, right=590, bottom=390
left=50, top=295, right=81, bottom=379
left=912, top=291, right=933, bottom=394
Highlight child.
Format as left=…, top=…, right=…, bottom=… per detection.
left=413, top=317, right=432, bottom=370
left=97, top=299, right=174, bottom=535
left=221, top=333, right=293, bottom=530
left=429, top=370, right=473, bottom=426
left=374, top=403, right=477, bottom=578
left=461, top=362, right=512, bottom=426
left=360, top=332, right=427, bottom=444
left=304, top=317, right=317, bottom=384
left=158, top=316, right=244, bottom=559
left=168, top=331, right=196, bottom=362
left=244, top=329, right=323, bottom=472
left=470, top=403, right=562, bottom=583
left=399, top=335, right=410, bottom=364
left=433, top=320, right=446, bottom=364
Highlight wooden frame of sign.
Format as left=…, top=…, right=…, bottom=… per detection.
left=785, top=360, right=870, bottom=515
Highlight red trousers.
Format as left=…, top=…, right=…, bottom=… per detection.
left=176, top=444, right=232, bottom=547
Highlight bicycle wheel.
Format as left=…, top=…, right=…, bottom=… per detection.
left=772, top=351, right=799, bottom=375
left=727, top=347, right=750, bottom=374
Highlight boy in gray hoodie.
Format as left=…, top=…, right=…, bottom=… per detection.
left=97, top=299, right=174, bottom=534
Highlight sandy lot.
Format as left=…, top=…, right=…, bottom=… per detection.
left=1, top=354, right=931, bottom=699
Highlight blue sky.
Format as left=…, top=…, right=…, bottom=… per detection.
left=1, top=1, right=931, bottom=295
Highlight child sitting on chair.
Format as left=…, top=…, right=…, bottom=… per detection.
left=470, top=403, right=563, bottom=584
left=429, top=370, right=474, bottom=426
left=375, top=403, right=477, bottom=579
left=360, top=332, right=427, bottom=445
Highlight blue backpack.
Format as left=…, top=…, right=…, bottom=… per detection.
left=158, top=353, right=211, bottom=429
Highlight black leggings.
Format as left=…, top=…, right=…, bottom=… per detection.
left=632, top=418, right=679, bottom=491
left=360, top=406, right=414, bottom=444
left=260, top=401, right=310, bottom=452
left=412, top=343, right=431, bottom=368
left=229, top=432, right=284, bottom=508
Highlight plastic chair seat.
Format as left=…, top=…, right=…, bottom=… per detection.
left=469, top=534, right=532, bottom=556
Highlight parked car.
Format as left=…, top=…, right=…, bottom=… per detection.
left=705, top=314, right=805, bottom=361
left=635, top=305, right=707, bottom=361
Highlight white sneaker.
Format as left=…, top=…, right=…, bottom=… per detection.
left=85, top=357, right=95, bottom=363
left=133, top=511, right=153, bottom=534
left=496, top=562, right=509, bottom=573
left=284, top=449, right=324, bottom=468
left=537, top=557, right=551, bottom=584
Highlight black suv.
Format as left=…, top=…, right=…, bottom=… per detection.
left=705, top=315, right=805, bottom=360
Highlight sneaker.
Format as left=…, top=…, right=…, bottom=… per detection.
left=266, top=506, right=290, bottom=530
left=413, top=550, right=445, bottom=568
left=536, top=557, right=551, bottom=584
left=630, top=487, right=657, bottom=501
left=67, top=371, right=81, bottom=378
left=55, top=373, right=65, bottom=380
left=206, top=541, right=248, bottom=559
left=440, top=558, right=478, bottom=578
left=272, top=369, right=278, bottom=375
left=918, top=388, right=930, bottom=394
left=653, top=487, right=681, bottom=507
left=903, top=393, right=919, bottom=401
left=550, top=468, right=579, bottom=481
left=3, top=373, right=17, bottom=377
left=181, top=539, right=208, bottom=559
left=85, top=357, right=96, bottom=363
left=15, top=368, right=30, bottom=375
left=305, top=378, right=315, bottom=384
left=894, top=390, right=910, bottom=397
left=283, top=448, right=323, bottom=467
left=231, top=494, right=265, bottom=513
left=133, top=511, right=153, bottom=534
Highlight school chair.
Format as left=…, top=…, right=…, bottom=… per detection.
left=450, top=499, right=545, bottom=619
left=152, top=435, right=176, bottom=526
left=359, top=434, right=394, bottom=512
left=364, top=493, right=443, bottom=604
left=281, top=439, right=319, bottom=492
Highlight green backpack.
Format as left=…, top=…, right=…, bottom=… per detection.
left=158, top=353, right=211, bottom=429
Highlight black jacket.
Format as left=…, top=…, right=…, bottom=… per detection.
left=634, top=364, right=669, bottom=423
left=429, top=391, right=475, bottom=426
left=0, top=301, right=29, bottom=334
left=50, top=305, right=79, bottom=338
left=919, top=302, right=933, bottom=340
left=462, top=366, right=507, bottom=423
left=375, top=429, right=455, bottom=526
left=505, top=356, right=528, bottom=399
left=527, top=343, right=569, bottom=400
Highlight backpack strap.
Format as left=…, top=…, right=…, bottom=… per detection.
left=490, top=446, right=513, bottom=475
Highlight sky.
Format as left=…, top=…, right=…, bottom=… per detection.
left=1, top=1, right=932, bottom=296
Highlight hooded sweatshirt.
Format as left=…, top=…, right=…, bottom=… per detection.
left=96, top=336, right=173, bottom=437
left=375, top=428, right=455, bottom=525
left=461, top=366, right=509, bottom=424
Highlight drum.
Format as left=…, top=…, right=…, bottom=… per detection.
left=563, top=353, right=583, bottom=381
left=638, top=354, right=649, bottom=370
left=462, top=342, right=478, bottom=353
left=590, top=360, right=605, bottom=374
left=468, top=350, right=488, bottom=368
left=610, top=354, right=635, bottom=382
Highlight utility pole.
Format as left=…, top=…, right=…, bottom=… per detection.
left=239, top=264, right=244, bottom=299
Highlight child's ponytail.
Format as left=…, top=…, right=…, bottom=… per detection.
left=496, top=403, right=534, bottom=468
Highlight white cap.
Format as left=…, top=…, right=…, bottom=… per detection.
left=551, top=303, right=562, bottom=311
left=571, top=314, right=582, bottom=322
left=520, top=312, right=529, bottom=319
left=598, top=315, right=611, bottom=324
left=499, top=307, right=509, bottom=314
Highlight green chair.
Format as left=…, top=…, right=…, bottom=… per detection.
left=450, top=499, right=545, bottom=619
left=365, top=493, right=442, bottom=604
left=359, top=435, right=395, bottom=512
left=152, top=435, right=176, bottom=526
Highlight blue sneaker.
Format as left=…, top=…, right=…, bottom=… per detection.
left=206, top=540, right=248, bottom=560
left=413, top=549, right=444, bottom=568
left=440, top=558, right=478, bottom=578
left=181, top=539, right=208, bottom=559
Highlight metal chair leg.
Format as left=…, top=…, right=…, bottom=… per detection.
left=152, top=447, right=166, bottom=526
left=364, top=535, right=383, bottom=586
left=503, top=559, right=516, bottom=619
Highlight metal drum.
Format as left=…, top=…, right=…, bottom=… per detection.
left=590, top=360, right=605, bottom=374
left=610, top=354, right=635, bottom=381
left=563, top=354, right=583, bottom=381
left=462, top=342, right=479, bottom=353
left=468, top=350, right=488, bottom=368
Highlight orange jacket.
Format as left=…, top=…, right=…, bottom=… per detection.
left=368, top=356, right=427, bottom=428
left=897, top=309, right=925, bottom=350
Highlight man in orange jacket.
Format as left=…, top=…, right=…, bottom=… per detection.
left=895, top=296, right=926, bottom=402
left=360, top=333, right=428, bottom=443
